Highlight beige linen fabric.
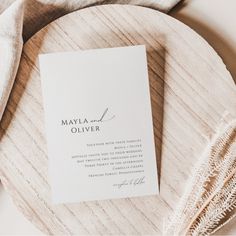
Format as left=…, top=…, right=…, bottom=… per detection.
left=0, top=0, right=24, bottom=121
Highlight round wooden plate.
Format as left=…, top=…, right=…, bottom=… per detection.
left=0, top=4, right=235, bottom=235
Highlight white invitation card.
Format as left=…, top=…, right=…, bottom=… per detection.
left=39, top=45, right=158, bottom=204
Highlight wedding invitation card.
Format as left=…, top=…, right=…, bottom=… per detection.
left=39, top=45, right=158, bottom=204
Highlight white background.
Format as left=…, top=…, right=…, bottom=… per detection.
left=0, top=0, right=236, bottom=234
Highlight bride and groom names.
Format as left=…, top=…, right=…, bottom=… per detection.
left=61, top=108, right=115, bottom=134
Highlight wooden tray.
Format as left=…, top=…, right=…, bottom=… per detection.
left=0, top=4, right=235, bottom=235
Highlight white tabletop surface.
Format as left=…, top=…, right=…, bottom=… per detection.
left=0, top=0, right=236, bottom=235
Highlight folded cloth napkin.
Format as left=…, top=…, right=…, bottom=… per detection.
left=0, top=0, right=24, bottom=122
left=0, top=0, right=181, bottom=121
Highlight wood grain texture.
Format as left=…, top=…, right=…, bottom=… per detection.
left=0, top=4, right=235, bottom=235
